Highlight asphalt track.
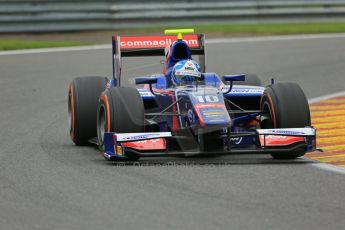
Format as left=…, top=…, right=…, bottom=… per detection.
left=1, top=35, right=345, bottom=230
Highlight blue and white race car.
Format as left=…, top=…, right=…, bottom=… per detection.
left=68, top=29, right=316, bottom=161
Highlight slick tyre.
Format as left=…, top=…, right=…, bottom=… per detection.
left=68, top=76, right=108, bottom=145
left=98, top=87, right=145, bottom=160
left=233, top=74, right=261, bottom=86
left=260, top=82, right=311, bottom=159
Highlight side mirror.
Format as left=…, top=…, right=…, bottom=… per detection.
left=222, top=74, right=245, bottom=95
left=135, top=76, right=159, bottom=96
left=223, top=74, right=245, bottom=82
left=135, top=77, right=158, bottom=85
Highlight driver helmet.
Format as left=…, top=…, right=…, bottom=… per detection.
left=172, top=59, right=201, bottom=86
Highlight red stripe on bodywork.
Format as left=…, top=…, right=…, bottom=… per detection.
left=170, top=95, right=179, bottom=131
left=122, top=138, right=166, bottom=150
left=259, top=135, right=305, bottom=147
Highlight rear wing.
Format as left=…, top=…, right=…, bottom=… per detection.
left=112, top=34, right=205, bottom=85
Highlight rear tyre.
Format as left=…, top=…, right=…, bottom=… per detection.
left=260, top=82, right=311, bottom=159
left=98, top=87, right=145, bottom=160
left=233, top=74, right=261, bottom=86
left=68, top=76, right=108, bottom=145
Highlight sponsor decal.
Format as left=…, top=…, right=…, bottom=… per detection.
left=127, top=139, right=160, bottom=144
left=139, top=92, right=154, bottom=97
left=195, top=95, right=220, bottom=103
left=270, top=130, right=305, bottom=135
left=265, top=135, right=287, bottom=139
left=116, top=145, right=123, bottom=156
left=194, top=103, right=231, bottom=126
left=224, top=87, right=264, bottom=95
left=230, top=88, right=264, bottom=93
left=200, top=107, right=226, bottom=119
left=137, top=89, right=154, bottom=97
left=123, top=134, right=158, bottom=141
left=120, top=35, right=199, bottom=49
left=230, top=137, right=243, bottom=144
left=206, top=118, right=225, bottom=122
left=183, top=60, right=196, bottom=71
left=202, top=111, right=225, bottom=116
left=187, top=109, right=195, bottom=123
left=257, top=128, right=315, bottom=136
left=116, top=132, right=172, bottom=142
left=175, top=70, right=200, bottom=77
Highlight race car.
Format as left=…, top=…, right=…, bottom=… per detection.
left=68, top=29, right=316, bottom=161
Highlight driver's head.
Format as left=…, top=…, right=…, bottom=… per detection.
left=172, top=59, right=201, bottom=86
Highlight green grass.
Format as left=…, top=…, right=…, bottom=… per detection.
left=192, top=22, right=345, bottom=35
left=1, top=22, right=345, bottom=51
left=0, top=40, right=91, bottom=51
left=130, top=22, right=345, bottom=35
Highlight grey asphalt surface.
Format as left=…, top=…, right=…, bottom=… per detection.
left=1, top=35, right=345, bottom=230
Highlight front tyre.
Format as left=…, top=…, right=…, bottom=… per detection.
left=260, top=82, right=311, bottom=159
left=68, top=76, right=108, bottom=145
left=98, top=87, right=145, bottom=160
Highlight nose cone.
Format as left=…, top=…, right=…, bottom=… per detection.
left=187, top=87, right=231, bottom=128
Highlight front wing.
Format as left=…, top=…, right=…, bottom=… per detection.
left=102, top=128, right=316, bottom=160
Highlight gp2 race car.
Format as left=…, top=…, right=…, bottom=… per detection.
left=68, top=29, right=316, bottom=161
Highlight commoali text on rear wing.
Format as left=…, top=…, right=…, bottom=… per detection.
left=111, top=33, right=205, bottom=85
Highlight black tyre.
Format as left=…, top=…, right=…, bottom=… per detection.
left=233, top=74, right=261, bottom=86
left=98, top=87, right=145, bottom=160
left=68, top=76, right=108, bottom=145
left=260, top=82, right=311, bottom=159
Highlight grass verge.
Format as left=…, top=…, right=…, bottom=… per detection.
left=123, top=22, right=345, bottom=35
left=192, top=22, right=345, bottom=35
left=0, top=40, right=91, bottom=51
left=1, top=22, right=345, bottom=51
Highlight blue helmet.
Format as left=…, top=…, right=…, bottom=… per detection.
left=172, top=59, right=201, bottom=86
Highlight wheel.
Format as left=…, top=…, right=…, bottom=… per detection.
left=68, top=76, right=108, bottom=145
left=260, top=82, right=311, bottom=159
left=98, top=87, right=145, bottom=160
left=233, top=74, right=261, bottom=86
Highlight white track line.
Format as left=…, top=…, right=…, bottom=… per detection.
left=206, top=33, right=345, bottom=44
left=0, top=44, right=111, bottom=56
left=1, top=33, right=345, bottom=56
left=308, top=91, right=345, bottom=104
left=309, top=162, right=345, bottom=175
left=308, top=91, right=345, bottom=175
